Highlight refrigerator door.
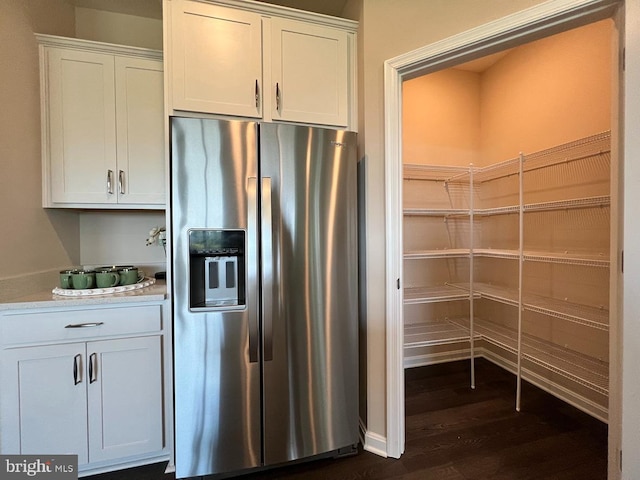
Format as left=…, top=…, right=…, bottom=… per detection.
left=171, top=117, right=261, bottom=478
left=260, top=124, right=359, bottom=465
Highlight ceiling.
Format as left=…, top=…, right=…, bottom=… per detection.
left=66, top=0, right=350, bottom=20
left=454, top=50, right=512, bottom=73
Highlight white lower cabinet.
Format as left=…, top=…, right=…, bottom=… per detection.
left=0, top=304, right=168, bottom=475
left=3, top=343, right=90, bottom=462
left=88, top=336, right=163, bottom=463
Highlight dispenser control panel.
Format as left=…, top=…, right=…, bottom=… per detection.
left=188, top=229, right=246, bottom=310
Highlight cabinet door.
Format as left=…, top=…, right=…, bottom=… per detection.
left=270, top=18, right=349, bottom=127
left=47, top=48, right=117, bottom=204
left=0, top=344, right=89, bottom=464
left=115, top=57, right=165, bottom=205
left=169, top=0, right=262, bottom=117
left=87, top=336, right=163, bottom=462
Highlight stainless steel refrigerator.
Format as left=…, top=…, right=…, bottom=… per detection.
left=170, top=117, right=359, bottom=478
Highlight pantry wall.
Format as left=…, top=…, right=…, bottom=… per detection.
left=401, top=19, right=613, bottom=421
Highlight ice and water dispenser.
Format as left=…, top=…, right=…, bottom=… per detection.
left=188, top=229, right=245, bottom=309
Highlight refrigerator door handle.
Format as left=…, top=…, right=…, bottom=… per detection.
left=247, top=177, right=259, bottom=363
left=261, top=177, right=274, bottom=362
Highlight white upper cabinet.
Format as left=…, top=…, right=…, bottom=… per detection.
left=269, top=18, right=349, bottom=127
left=115, top=57, right=165, bottom=205
left=46, top=47, right=117, bottom=206
left=165, top=0, right=357, bottom=130
left=38, top=35, right=165, bottom=209
left=169, top=1, right=262, bottom=117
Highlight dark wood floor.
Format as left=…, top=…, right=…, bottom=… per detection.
left=90, top=358, right=607, bottom=480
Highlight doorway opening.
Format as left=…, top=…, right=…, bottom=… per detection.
left=383, top=1, right=621, bottom=477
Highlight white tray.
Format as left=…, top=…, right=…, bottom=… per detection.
left=52, top=277, right=156, bottom=297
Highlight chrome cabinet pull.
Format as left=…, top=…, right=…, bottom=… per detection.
left=73, top=354, right=82, bottom=385
left=107, top=170, right=114, bottom=194
left=118, top=170, right=125, bottom=194
left=89, top=353, right=97, bottom=384
left=65, top=322, right=104, bottom=328
left=255, top=79, right=260, bottom=109
left=275, top=83, right=281, bottom=112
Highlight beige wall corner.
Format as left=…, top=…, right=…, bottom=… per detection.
left=0, top=0, right=78, bottom=280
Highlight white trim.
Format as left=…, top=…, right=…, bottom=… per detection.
left=384, top=0, right=620, bottom=463
left=621, top=1, right=640, bottom=478
left=383, top=46, right=405, bottom=460
left=385, top=0, right=617, bottom=76
left=361, top=425, right=388, bottom=458
left=34, top=34, right=163, bottom=59
left=169, top=0, right=358, bottom=31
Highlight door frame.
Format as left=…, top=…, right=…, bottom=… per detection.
left=383, top=0, right=623, bottom=475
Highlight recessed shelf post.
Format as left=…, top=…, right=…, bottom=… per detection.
left=470, top=164, right=475, bottom=390
left=516, top=152, right=524, bottom=412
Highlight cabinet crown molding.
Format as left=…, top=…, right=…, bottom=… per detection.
left=35, top=34, right=163, bottom=60
left=168, top=0, right=358, bottom=32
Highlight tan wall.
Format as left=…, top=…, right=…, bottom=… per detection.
left=79, top=211, right=166, bottom=274
left=0, top=0, right=79, bottom=280
left=359, top=0, right=550, bottom=443
left=403, top=69, right=481, bottom=166
left=0, top=2, right=165, bottom=282
left=480, top=19, right=613, bottom=164
left=402, top=19, right=612, bottom=168
left=75, top=7, right=163, bottom=50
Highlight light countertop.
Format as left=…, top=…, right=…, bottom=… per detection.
left=0, top=280, right=167, bottom=311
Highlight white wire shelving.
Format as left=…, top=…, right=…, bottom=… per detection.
left=403, top=248, right=611, bottom=268
left=467, top=318, right=609, bottom=396
left=404, top=285, right=477, bottom=304
left=403, top=207, right=470, bottom=217
left=472, top=195, right=610, bottom=217
left=403, top=249, right=471, bottom=260
left=522, top=250, right=609, bottom=268
left=450, top=282, right=609, bottom=331
left=402, top=131, right=611, bottom=419
left=524, top=195, right=610, bottom=213
left=404, top=319, right=481, bottom=348
left=422, top=315, right=610, bottom=397
left=403, top=163, right=470, bottom=181
left=472, top=248, right=609, bottom=267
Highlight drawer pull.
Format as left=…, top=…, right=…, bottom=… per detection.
left=89, top=353, right=97, bottom=384
left=119, top=170, right=125, bottom=195
left=73, top=354, right=82, bottom=385
left=107, top=170, right=114, bottom=194
left=65, top=322, right=104, bottom=329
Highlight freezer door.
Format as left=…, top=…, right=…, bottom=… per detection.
left=171, top=117, right=261, bottom=478
left=260, top=124, right=359, bottom=465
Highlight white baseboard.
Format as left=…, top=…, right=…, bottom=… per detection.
left=359, top=418, right=388, bottom=458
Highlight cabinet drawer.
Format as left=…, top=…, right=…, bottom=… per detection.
left=1, top=305, right=162, bottom=346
